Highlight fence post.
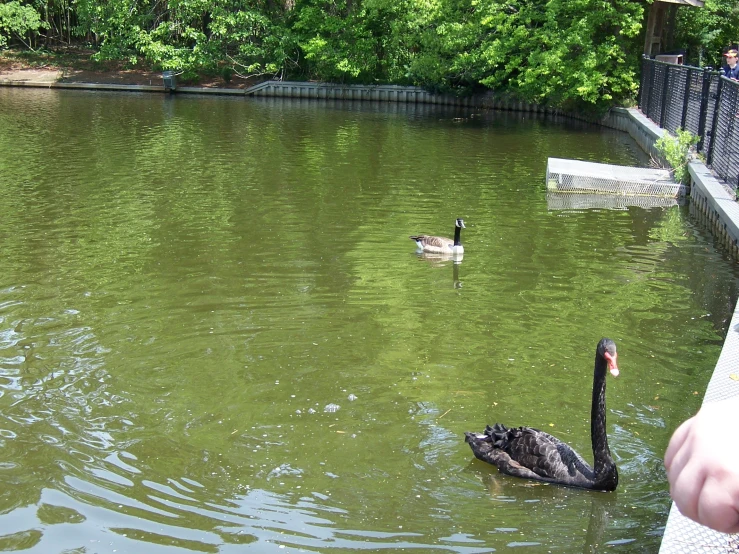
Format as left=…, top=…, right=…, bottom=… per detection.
left=647, top=58, right=656, bottom=117
left=706, top=76, right=724, bottom=166
left=641, top=56, right=654, bottom=116
left=639, top=55, right=647, bottom=111
left=680, top=68, right=692, bottom=129
left=659, top=63, right=671, bottom=128
left=697, top=68, right=713, bottom=152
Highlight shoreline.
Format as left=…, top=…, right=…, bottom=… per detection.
left=0, top=64, right=257, bottom=91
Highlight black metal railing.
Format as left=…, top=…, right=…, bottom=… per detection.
left=639, top=56, right=739, bottom=188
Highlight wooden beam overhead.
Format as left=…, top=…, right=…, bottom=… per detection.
left=655, top=0, right=704, bottom=7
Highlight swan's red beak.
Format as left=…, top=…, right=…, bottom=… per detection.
left=604, top=351, right=619, bottom=377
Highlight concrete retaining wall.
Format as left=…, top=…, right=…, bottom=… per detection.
left=244, top=80, right=569, bottom=115
left=688, top=163, right=739, bottom=259
left=245, top=81, right=469, bottom=104
left=601, top=107, right=666, bottom=162
left=0, top=74, right=582, bottom=120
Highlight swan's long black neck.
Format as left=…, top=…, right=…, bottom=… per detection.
left=591, top=354, right=617, bottom=489
left=453, top=225, right=462, bottom=246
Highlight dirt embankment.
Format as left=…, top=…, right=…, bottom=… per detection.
left=0, top=53, right=259, bottom=89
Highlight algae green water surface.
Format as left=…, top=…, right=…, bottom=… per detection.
left=1, top=88, right=738, bottom=553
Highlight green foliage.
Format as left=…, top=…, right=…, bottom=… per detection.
left=4, top=0, right=649, bottom=109
left=292, top=0, right=419, bottom=83
left=0, top=1, right=44, bottom=48
left=674, top=0, right=739, bottom=67
left=655, top=128, right=699, bottom=185
left=72, top=0, right=296, bottom=77
left=407, top=0, right=644, bottom=108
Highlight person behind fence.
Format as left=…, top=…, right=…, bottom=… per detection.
left=722, top=49, right=739, bottom=80
left=664, top=397, right=739, bottom=534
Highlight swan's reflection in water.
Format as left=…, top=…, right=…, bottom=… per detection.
left=468, top=469, right=621, bottom=552
left=415, top=251, right=463, bottom=289
left=582, top=492, right=617, bottom=554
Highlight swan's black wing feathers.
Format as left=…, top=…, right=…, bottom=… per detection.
left=466, top=423, right=595, bottom=487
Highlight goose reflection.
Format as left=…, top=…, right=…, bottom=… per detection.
left=415, top=252, right=463, bottom=288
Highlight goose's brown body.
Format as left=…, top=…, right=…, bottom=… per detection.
left=410, top=218, right=465, bottom=254
left=409, top=234, right=456, bottom=252
left=464, top=338, right=619, bottom=491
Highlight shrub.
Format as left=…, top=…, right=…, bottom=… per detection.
left=655, top=128, right=699, bottom=185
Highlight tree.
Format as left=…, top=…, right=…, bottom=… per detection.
left=3, top=0, right=649, bottom=109
left=0, top=1, right=44, bottom=49
left=292, top=0, right=424, bottom=83
left=408, top=0, right=644, bottom=109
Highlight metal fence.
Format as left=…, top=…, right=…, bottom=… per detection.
left=639, top=56, right=739, bottom=188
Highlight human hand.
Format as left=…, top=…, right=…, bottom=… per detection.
left=664, top=397, right=739, bottom=533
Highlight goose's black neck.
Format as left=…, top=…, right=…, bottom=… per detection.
left=453, top=225, right=462, bottom=246
left=591, top=352, right=617, bottom=490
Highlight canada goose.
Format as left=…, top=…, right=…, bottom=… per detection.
left=410, top=218, right=465, bottom=255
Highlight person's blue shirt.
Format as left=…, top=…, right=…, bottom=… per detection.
left=724, top=64, right=739, bottom=80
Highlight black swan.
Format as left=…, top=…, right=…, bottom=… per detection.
left=464, top=338, right=620, bottom=491
left=410, top=218, right=465, bottom=255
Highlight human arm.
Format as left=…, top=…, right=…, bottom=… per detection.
left=664, top=397, right=739, bottom=533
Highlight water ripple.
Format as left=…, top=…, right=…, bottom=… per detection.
left=0, top=89, right=736, bottom=553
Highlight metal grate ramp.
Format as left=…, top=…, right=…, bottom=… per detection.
left=546, top=157, right=686, bottom=198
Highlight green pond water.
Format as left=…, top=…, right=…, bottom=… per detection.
left=1, top=88, right=739, bottom=553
